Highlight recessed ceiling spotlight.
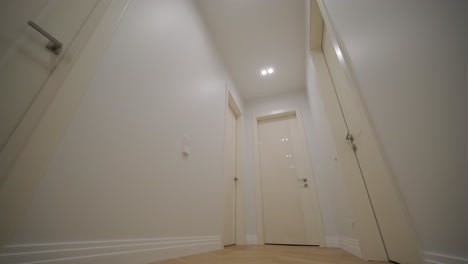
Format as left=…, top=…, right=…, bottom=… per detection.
left=260, top=67, right=275, bottom=76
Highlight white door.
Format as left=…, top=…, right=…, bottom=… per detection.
left=0, top=0, right=100, bottom=150
left=258, top=114, right=319, bottom=245
left=322, top=26, right=420, bottom=263
left=223, top=105, right=237, bottom=246
left=319, top=26, right=387, bottom=261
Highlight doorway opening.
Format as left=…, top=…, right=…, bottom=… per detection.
left=252, top=109, right=325, bottom=247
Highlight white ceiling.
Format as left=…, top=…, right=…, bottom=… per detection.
left=196, top=0, right=306, bottom=100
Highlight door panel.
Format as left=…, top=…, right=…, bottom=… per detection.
left=223, top=105, right=236, bottom=246
left=0, top=0, right=99, bottom=150
left=320, top=26, right=388, bottom=261
left=258, top=114, right=317, bottom=245
left=322, top=26, right=421, bottom=263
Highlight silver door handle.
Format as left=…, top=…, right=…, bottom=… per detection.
left=297, top=178, right=307, bottom=182
left=27, top=20, right=63, bottom=55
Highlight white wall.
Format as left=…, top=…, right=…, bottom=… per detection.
left=242, top=89, right=338, bottom=243
left=1, top=0, right=242, bottom=262
left=322, top=0, right=467, bottom=260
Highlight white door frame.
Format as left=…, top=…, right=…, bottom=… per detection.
left=252, top=108, right=326, bottom=246
left=222, top=88, right=246, bottom=245
left=309, top=1, right=422, bottom=262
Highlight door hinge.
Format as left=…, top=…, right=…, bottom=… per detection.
left=234, top=177, right=238, bottom=182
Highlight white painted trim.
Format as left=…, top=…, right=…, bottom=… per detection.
left=0, top=236, right=221, bottom=264
left=339, top=237, right=362, bottom=259
left=252, top=108, right=326, bottom=246
left=252, top=114, right=264, bottom=245
left=0, top=0, right=131, bottom=247
left=324, top=237, right=361, bottom=258
left=424, top=252, right=468, bottom=264
left=245, top=235, right=258, bottom=245
left=223, top=88, right=246, bottom=246
left=325, top=236, right=339, bottom=248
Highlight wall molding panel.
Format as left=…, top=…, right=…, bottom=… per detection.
left=0, top=236, right=221, bottom=264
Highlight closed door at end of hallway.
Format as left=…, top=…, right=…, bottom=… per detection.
left=258, top=114, right=320, bottom=246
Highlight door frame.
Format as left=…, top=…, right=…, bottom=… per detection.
left=309, top=0, right=422, bottom=262
left=252, top=108, right=326, bottom=246
left=221, top=88, right=246, bottom=246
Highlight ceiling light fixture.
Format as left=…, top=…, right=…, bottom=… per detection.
left=260, top=67, right=274, bottom=76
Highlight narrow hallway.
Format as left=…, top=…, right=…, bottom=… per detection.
left=0, top=0, right=466, bottom=264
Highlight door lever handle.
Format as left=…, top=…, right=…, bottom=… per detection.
left=297, top=178, right=307, bottom=182
left=346, top=133, right=358, bottom=152
left=27, top=20, right=63, bottom=55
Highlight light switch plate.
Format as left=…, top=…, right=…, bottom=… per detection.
left=182, top=145, right=190, bottom=156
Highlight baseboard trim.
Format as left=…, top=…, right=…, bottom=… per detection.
left=325, top=236, right=339, bottom=247
left=424, top=252, right=468, bottom=264
left=339, top=237, right=362, bottom=258
left=246, top=235, right=258, bottom=245
left=324, top=236, right=361, bottom=258
left=0, top=236, right=221, bottom=264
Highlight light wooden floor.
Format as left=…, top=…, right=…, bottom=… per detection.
left=152, top=245, right=391, bottom=264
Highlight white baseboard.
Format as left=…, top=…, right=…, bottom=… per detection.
left=246, top=235, right=258, bottom=245
left=339, top=237, right=362, bottom=258
left=0, top=236, right=221, bottom=264
left=327, top=238, right=468, bottom=264
left=424, top=252, right=468, bottom=264
left=324, top=236, right=361, bottom=258
left=325, top=236, right=339, bottom=247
